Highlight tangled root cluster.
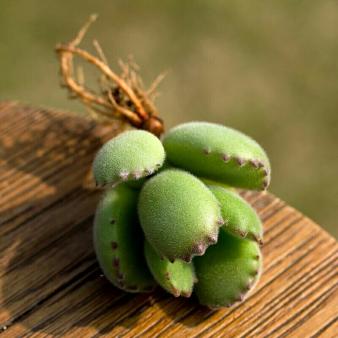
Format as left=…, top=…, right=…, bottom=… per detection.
left=55, top=14, right=165, bottom=137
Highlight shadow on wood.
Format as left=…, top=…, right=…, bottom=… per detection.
left=0, top=103, right=130, bottom=333
left=0, top=102, right=214, bottom=336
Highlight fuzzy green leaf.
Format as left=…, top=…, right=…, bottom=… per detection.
left=93, top=130, right=165, bottom=186
left=93, top=184, right=156, bottom=292
left=194, top=230, right=262, bottom=308
left=162, top=122, right=270, bottom=190
left=144, top=240, right=196, bottom=297
left=138, top=169, right=223, bottom=262
left=209, top=185, right=263, bottom=244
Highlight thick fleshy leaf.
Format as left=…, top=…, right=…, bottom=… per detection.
left=138, top=169, right=223, bottom=262
left=93, top=130, right=165, bottom=186
left=209, top=185, right=263, bottom=244
left=144, top=241, right=196, bottom=297
left=93, top=184, right=156, bottom=292
left=162, top=122, right=270, bottom=190
left=194, top=230, right=262, bottom=308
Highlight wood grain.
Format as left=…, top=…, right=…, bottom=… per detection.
left=0, top=102, right=337, bottom=337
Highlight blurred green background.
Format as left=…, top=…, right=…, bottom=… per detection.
left=0, top=1, right=337, bottom=237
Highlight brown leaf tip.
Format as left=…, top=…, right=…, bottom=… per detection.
left=112, top=257, right=120, bottom=268
left=206, top=234, right=218, bottom=244
left=262, top=178, right=269, bottom=190
left=181, top=253, right=193, bottom=263
left=171, top=287, right=180, bottom=297
left=236, top=157, right=245, bottom=167
left=236, top=229, right=248, bottom=238
left=261, top=168, right=269, bottom=176
left=253, top=234, right=264, bottom=246
left=117, top=272, right=124, bottom=280
left=249, top=159, right=260, bottom=168
left=203, top=148, right=211, bottom=155
left=133, top=171, right=143, bottom=179
left=181, top=290, right=192, bottom=298
left=119, top=171, right=129, bottom=180
left=222, top=154, right=230, bottom=162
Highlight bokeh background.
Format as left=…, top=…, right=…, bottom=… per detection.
left=0, top=1, right=337, bottom=237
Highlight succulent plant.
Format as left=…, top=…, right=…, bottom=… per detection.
left=93, top=184, right=156, bottom=292
left=57, top=16, right=269, bottom=309
left=138, top=169, right=223, bottom=262
left=93, top=130, right=165, bottom=187
left=92, top=122, right=270, bottom=308
left=194, top=230, right=262, bottom=308
left=144, top=240, right=197, bottom=297
left=209, top=185, right=263, bottom=244
left=162, top=122, right=270, bottom=190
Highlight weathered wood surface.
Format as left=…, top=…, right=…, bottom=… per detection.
left=0, top=101, right=337, bottom=338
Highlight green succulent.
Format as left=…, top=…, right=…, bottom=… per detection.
left=194, top=230, right=262, bottom=308
left=93, top=184, right=156, bottom=292
left=93, top=130, right=165, bottom=186
left=209, top=185, right=263, bottom=244
left=92, top=121, right=270, bottom=308
left=144, top=240, right=196, bottom=297
left=162, top=122, right=270, bottom=190
left=138, top=169, right=223, bottom=262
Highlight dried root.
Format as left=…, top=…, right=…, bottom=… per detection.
left=55, top=14, right=166, bottom=137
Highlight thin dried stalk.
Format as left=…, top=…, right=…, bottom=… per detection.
left=55, top=14, right=165, bottom=136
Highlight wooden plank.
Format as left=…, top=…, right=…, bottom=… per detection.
left=0, top=102, right=337, bottom=337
